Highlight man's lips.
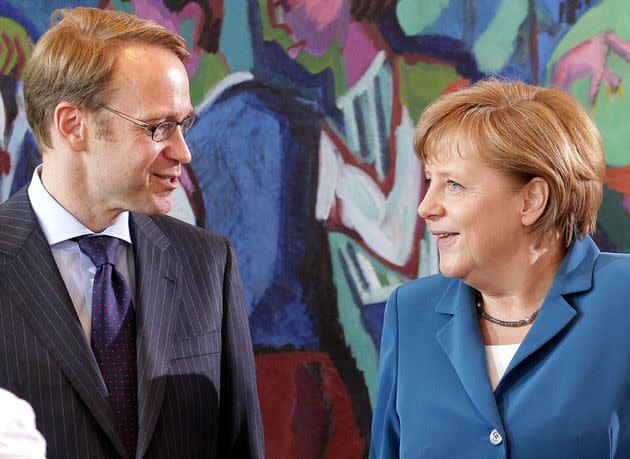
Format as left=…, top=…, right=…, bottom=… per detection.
left=153, top=173, right=180, bottom=189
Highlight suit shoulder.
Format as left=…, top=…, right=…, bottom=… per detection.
left=594, top=251, right=630, bottom=286
left=394, top=273, right=453, bottom=309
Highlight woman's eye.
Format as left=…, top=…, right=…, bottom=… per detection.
left=446, top=180, right=462, bottom=190
left=424, top=177, right=432, bottom=185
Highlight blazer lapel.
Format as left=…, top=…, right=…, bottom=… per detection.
left=496, top=236, right=598, bottom=394
left=435, top=281, right=502, bottom=428
left=130, top=213, right=182, bottom=459
left=0, top=189, right=127, bottom=457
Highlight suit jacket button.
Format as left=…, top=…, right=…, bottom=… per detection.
left=489, top=429, right=503, bottom=446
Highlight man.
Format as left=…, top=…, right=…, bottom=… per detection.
left=0, top=7, right=264, bottom=459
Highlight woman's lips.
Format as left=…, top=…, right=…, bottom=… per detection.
left=433, top=232, right=460, bottom=248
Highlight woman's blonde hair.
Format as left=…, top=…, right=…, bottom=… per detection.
left=413, top=79, right=606, bottom=248
left=23, top=7, right=190, bottom=150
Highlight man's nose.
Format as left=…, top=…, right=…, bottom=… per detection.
left=165, top=126, right=192, bottom=164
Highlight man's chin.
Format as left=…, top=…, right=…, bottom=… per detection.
left=132, top=195, right=172, bottom=216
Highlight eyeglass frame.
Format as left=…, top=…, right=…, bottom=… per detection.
left=99, top=105, right=197, bottom=142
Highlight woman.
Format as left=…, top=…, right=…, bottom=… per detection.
left=370, top=79, right=630, bottom=458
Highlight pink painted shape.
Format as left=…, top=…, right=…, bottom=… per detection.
left=552, top=31, right=630, bottom=105
left=283, top=0, right=350, bottom=57
left=342, top=21, right=379, bottom=87
left=130, top=0, right=203, bottom=75
left=623, top=196, right=630, bottom=214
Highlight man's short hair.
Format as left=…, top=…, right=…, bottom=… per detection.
left=413, top=79, right=606, bottom=248
left=23, top=7, right=190, bottom=150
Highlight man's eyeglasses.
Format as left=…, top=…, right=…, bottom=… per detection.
left=100, top=106, right=196, bottom=142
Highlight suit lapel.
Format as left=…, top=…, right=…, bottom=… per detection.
left=496, top=236, right=598, bottom=394
left=0, top=189, right=127, bottom=457
left=130, top=213, right=182, bottom=459
left=435, top=281, right=502, bottom=428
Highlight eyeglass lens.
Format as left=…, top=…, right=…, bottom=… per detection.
left=153, top=115, right=196, bottom=141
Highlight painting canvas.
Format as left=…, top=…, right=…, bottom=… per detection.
left=1, top=0, right=629, bottom=457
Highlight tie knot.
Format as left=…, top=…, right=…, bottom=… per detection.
left=75, top=235, right=120, bottom=267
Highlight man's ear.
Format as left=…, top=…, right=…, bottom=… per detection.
left=52, top=102, right=89, bottom=151
left=521, top=177, right=550, bottom=227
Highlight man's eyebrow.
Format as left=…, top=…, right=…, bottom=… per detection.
left=143, top=109, right=195, bottom=123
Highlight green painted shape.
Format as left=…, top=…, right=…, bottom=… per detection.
left=598, top=187, right=630, bottom=251
left=189, top=52, right=229, bottom=107
left=258, top=0, right=293, bottom=49
left=327, top=233, right=410, bottom=407
left=395, top=0, right=450, bottom=36
left=109, top=0, right=133, bottom=14
left=328, top=233, right=378, bottom=408
left=398, top=60, right=461, bottom=120
left=0, top=17, right=32, bottom=78
left=298, top=43, right=347, bottom=99
left=220, top=0, right=253, bottom=71
left=179, top=19, right=196, bottom=50
left=473, top=0, right=528, bottom=73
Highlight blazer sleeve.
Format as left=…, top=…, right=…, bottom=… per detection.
left=217, top=239, right=265, bottom=458
left=369, top=287, right=401, bottom=459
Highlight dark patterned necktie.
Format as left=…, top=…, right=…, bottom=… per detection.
left=76, top=235, right=138, bottom=457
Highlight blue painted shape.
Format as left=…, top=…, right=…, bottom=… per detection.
left=253, top=41, right=344, bottom=127
left=378, top=13, right=484, bottom=82
left=10, top=130, right=41, bottom=195
left=186, top=79, right=333, bottom=349
left=361, top=301, right=386, bottom=353
left=2, top=0, right=100, bottom=39
left=0, top=2, right=39, bottom=40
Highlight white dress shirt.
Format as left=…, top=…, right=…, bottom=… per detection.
left=27, top=166, right=136, bottom=342
left=0, top=388, right=46, bottom=458
left=485, top=343, right=520, bottom=391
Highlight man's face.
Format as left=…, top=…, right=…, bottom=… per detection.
left=84, top=43, right=193, bottom=216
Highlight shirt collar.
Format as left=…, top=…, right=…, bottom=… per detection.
left=27, top=165, right=132, bottom=246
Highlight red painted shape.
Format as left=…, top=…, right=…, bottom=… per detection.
left=256, top=352, right=366, bottom=459
left=444, top=78, right=470, bottom=94
left=606, top=165, right=630, bottom=195
left=291, top=363, right=327, bottom=459
left=0, top=148, right=11, bottom=175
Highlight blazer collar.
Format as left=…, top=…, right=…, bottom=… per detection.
left=434, top=236, right=598, bottom=315
left=498, top=236, right=598, bottom=392
left=434, top=236, right=599, bottom=425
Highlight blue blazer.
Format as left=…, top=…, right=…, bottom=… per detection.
left=370, top=236, right=630, bottom=458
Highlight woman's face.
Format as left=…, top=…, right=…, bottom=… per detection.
left=418, top=152, right=527, bottom=285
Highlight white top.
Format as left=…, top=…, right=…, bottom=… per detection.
left=27, top=166, right=136, bottom=342
left=485, top=344, right=520, bottom=391
left=0, top=388, right=46, bottom=458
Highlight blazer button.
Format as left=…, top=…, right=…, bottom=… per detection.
left=489, top=429, right=503, bottom=446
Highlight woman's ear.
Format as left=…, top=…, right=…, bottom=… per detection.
left=52, top=102, right=88, bottom=151
left=521, top=177, right=549, bottom=227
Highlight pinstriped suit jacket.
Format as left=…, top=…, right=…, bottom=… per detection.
left=0, top=188, right=264, bottom=459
